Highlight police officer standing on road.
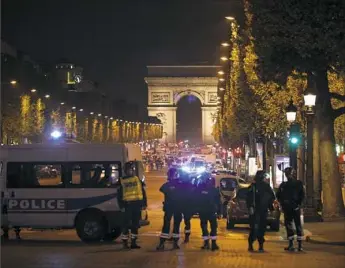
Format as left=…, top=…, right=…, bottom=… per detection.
left=277, top=167, right=305, bottom=251
left=196, top=173, right=221, bottom=251
left=246, top=170, right=276, bottom=252
left=179, top=171, right=195, bottom=243
left=118, top=162, right=147, bottom=250
left=156, top=167, right=183, bottom=250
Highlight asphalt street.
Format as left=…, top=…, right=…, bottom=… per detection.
left=1, top=170, right=345, bottom=268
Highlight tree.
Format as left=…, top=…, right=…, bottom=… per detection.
left=250, top=0, right=345, bottom=218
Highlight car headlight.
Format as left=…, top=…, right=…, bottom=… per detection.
left=196, top=166, right=206, bottom=173
left=182, top=166, right=191, bottom=173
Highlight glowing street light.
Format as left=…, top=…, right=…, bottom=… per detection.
left=219, top=87, right=225, bottom=91
left=90, top=112, right=94, bottom=115
left=219, top=78, right=225, bottom=82
left=60, top=102, right=65, bottom=105
left=221, top=42, right=230, bottom=47
left=286, top=99, right=297, bottom=123
left=31, top=88, right=37, bottom=93
left=72, top=106, right=76, bottom=110
left=218, top=71, right=224, bottom=75
left=220, top=57, right=228, bottom=61
left=98, top=113, right=102, bottom=117
left=225, top=16, right=235, bottom=21
left=44, top=94, right=50, bottom=99
left=10, top=80, right=17, bottom=85
left=79, top=108, right=83, bottom=112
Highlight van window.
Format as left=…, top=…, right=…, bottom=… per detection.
left=68, top=163, right=120, bottom=188
left=6, top=162, right=64, bottom=188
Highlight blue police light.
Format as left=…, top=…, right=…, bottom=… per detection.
left=182, top=166, right=191, bottom=173
left=51, top=130, right=62, bottom=139
left=290, top=137, right=299, bottom=144
left=196, top=166, right=206, bottom=173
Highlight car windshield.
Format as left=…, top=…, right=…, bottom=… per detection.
left=220, top=178, right=238, bottom=190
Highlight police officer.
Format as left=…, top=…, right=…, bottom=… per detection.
left=156, top=167, right=183, bottom=250
left=277, top=167, right=305, bottom=251
left=196, top=173, right=220, bottom=251
left=179, top=171, right=195, bottom=243
left=118, top=162, right=147, bottom=249
left=246, top=170, right=276, bottom=252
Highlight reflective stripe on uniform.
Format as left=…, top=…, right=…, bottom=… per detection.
left=297, top=236, right=303, bottom=241
left=160, top=233, right=170, bottom=239
left=172, top=233, right=180, bottom=238
left=288, top=236, right=294, bottom=241
left=184, top=229, right=191, bottom=234
left=121, top=234, right=129, bottom=240
left=210, top=236, right=217, bottom=240
left=120, top=176, right=143, bottom=202
left=131, top=233, right=138, bottom=239
left=202, top=236, right=209, bottom=241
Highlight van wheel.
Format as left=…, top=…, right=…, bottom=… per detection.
left=76, top=212, right=106, bottom=243
left=226, top=219, right=235, bottom=230
left=103, top=228, right=122, bottom=242
left=270, top=220, right=280, bottom=231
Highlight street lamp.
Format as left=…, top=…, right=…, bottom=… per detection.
left=31, top=88, right=37, bottom=93
left=225, top=16, right=235, bottom=21
left=219, top=78, right=225, bottom=82
left=221, top=42, right=230, bottom=47
left=219, top=87, right=225, bottom=91
left=44, top=94, right=50, bottom=99
left=286, top=99, right=297, bottom=123
left=10, top=80, right=17, bottom=85
left=303, top=86, right=317, bottom=114
left=220, top=57, right=228, bottom=61
left=218, top=71, right=224, bottom=75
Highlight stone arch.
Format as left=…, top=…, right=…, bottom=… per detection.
left=174, top=90, right=205, bottom=105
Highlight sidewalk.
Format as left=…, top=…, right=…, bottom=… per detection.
left=304, top=220, right=345, bottom=246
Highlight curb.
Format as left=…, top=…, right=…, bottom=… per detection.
left=305, top=235, right=345, bottom=246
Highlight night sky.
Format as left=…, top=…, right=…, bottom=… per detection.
left=2, top=0, right=242, bottom=138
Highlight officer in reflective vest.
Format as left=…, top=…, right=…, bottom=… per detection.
left=118, top=162, right=147, bottom=249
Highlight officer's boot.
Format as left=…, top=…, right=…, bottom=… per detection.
left=156, top=238, right=166, bottom=251
left=284, top=240, right=295, bottom=251
left=297, top=240, right=303, bottom=252
left=248, top=238, right=254, bottom=252
left=201, top=239, right=210, bottom=250
left=172, top=238, right=180, bottom=250
left=258, top=241, right=264, bottom=252
left=211, top=240, right=219, bottom=251
left=122, top=239, right=130, bottom=250
left=184, top=233, right=190, bottom=243
left=130, top=238, right=141, bottom=249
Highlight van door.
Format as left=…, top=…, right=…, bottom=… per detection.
left=6, top=162, right=68, bottom=228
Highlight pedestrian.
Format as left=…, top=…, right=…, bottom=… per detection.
left=246, top=170, right=276, bottom=252
left=156, top=167, right=183, bottom=250
left=277, top=167, right=305, bottom=251
left=196, top=173, right=221, bottom=251
left=117, top=162, right=147, bottom=249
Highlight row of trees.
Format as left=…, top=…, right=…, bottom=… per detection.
left=214, top=0, right=345, bottom=219
left=2, top=94, right=163, bottom=144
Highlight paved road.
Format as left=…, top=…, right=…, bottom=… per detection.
left=1, top=171, right=345, bottom=268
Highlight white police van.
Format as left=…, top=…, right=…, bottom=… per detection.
left=0, top=143, right=148, bottom=242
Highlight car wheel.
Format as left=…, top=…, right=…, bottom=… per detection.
left=76, top=212, right=106, bottom=243
left=103, top=227, right=122, bottom=242
left=270, top=220, right=280, bottom=231
left=226, top=218, right=235, bottom=229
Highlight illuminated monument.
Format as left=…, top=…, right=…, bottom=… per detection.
left=145, top=66, right=219, bottom=144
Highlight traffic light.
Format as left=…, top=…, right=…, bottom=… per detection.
left=289, top=123, right=301, bottom=147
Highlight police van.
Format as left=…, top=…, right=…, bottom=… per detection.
left=0, top=143, right=148, bottom=242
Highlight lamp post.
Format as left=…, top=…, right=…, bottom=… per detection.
left=286, top=99, right=298, bottom=170
left=303, top=87, right=320, bottom=221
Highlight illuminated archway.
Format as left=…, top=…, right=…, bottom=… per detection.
left=145, top=66, right=219, bottom=144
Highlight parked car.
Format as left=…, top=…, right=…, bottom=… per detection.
left=226, top=187, right=281, bottom=231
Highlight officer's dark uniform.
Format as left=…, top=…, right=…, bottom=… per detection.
left=277, top=167, right=305, bottom=251
left=246, top=171, right=276, bottom=252
left=156, top=168, right=183, bottom=250
left=118, top=164, right=147, bottom=250
left=179, top=173, right=195, bottom=243
left=196, top=174, right=220, bottom=251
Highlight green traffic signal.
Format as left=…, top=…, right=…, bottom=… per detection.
left=290, top=137, right=299, bottom=144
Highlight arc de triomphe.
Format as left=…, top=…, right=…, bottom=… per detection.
left=145, top=66, right=219, bottom=144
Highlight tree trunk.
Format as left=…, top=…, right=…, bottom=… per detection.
left=313, top=111, right=322, bottom=210
left=314, top=70, right=345, bottom=219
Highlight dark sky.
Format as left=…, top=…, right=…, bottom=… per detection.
left=1, top=0, right=242, bottom=113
